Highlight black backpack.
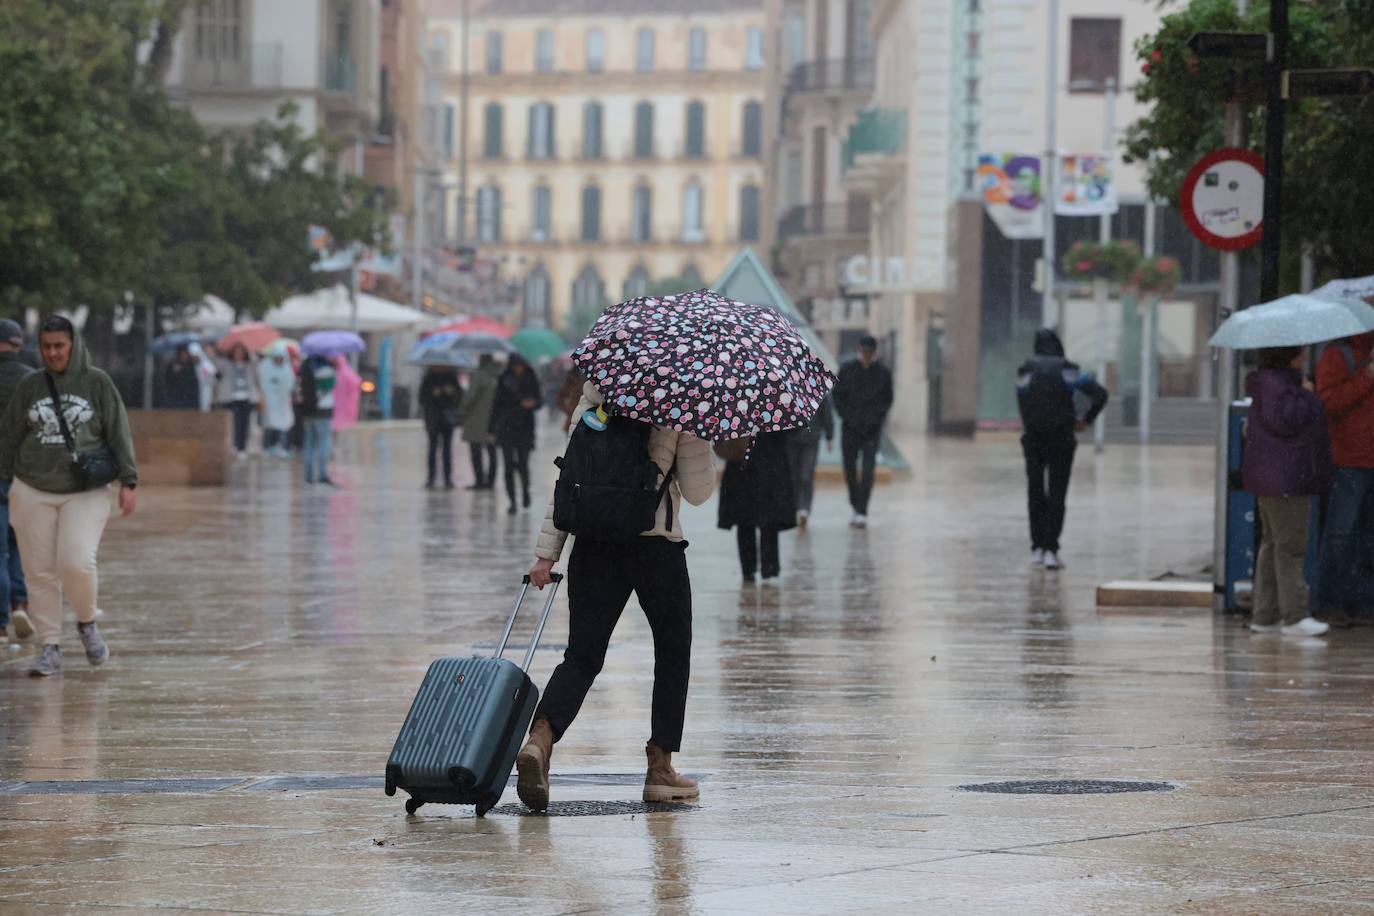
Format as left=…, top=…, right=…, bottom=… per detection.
left=553, top=415, right=674, bottom=540
left=1018, top=356, right=1076, bottom=432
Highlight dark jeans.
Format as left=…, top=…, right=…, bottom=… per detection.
left=502, top=445, right=531, bottom=505
left=535, top=537, right=692, bottom=752
left=737, top=525, right=780, bottom=578
left=263, top=428, right=288, bottom=452
left=427, top=426, right=455, bottom=485
left=1315, top=466, right=1374, bottom=613
left=841, top=426, right=881, bottom=515
left=1022, top=431, right=1077, bottom=553
left=229, top=401, right=254, bottom=453
left=469, top=442, right=497, bottom=487
left=0, top=480, right=26, bottom=629
left=787, top=437, right=821, bottom=514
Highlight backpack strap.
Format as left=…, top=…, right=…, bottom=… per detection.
left=657, top=466, right=676, bottom=532
left=43, top=372, right=78, bottom=458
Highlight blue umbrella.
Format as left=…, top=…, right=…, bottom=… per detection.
left=149, top=330, right=203, bottom=355
left=302, top=330, right=366, bottom=358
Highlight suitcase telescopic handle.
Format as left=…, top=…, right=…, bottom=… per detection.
left=494, top=573, right=565, bottom=667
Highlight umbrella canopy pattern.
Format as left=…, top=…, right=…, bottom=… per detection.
left=510, top=327, right=568, bottom=363
left=1208, top=294, right=1374, bottom=349
left=432, top=316, right=512, bottom=339
left=407, top=331, right=514, bottom=367
left=302, top=330, right=366, bottom=358
left=572, top=289, right=835, bottom=441
left=216, top=322, right=279, bottom=355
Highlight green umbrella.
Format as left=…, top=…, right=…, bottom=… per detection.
left=510, top=327, right=568, bottom=363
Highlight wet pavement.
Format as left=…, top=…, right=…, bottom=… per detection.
left=3, top=424, right=1374, bottom=914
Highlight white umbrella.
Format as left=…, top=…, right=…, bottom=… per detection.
left=1209, top=294, right=1374, bottom=349
left=1313, top=274, right=1374, bottom=301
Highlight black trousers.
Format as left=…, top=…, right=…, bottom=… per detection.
left=841, top=426, right=881, bottom=514
left=535, top=537, right=693, bottom=752
left=1022, top=431, right=1077, bottom=553
left=502, top=445, right=531, bottom=505
left=426, top=426, right=455, bottom=485
left=736, top=525, right=780, bottom=578
left=229, top=402, right=254, bottom=453
left=469, top=442, right=497, bottom=486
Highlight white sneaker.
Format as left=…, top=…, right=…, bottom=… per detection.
left=1032, top=549, right=1046, bottom=567
left=1043, top=552, right=1063, bottom=570
left=853, top=514, right=868, bottom=529
left=1249, top=622, right=1280, bottom=633
left=1281, top=617, right=1330, bottom=637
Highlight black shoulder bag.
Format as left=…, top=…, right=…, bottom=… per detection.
left=44, top=373, right=120, bottom=490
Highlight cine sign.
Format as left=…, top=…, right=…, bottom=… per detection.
left=843, top=256, right=938, bottom=292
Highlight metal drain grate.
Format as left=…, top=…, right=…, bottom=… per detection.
left=488, top=800, right=696, bottom=817
left=0, top=778, right=241, bottom=796
left=957, top=779, right=1175, bottom=795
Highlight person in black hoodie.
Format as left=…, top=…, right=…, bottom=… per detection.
left=831, top=335, right=893, bottom=528
left=1016, top=328, right=1108, bottom=570
left=418, top=366, right=463, bottom=490
left=490, top=355, right=543, bottom=513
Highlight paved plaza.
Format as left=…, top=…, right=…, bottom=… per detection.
left=3, top=425, right=1374, bottom=914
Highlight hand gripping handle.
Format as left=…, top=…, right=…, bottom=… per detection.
left=494, top=573, right=564, bottom=670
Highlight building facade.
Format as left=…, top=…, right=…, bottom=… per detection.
left=365, top=0, right=425, bottom=211
left=426, top=0, right=768, bottom=332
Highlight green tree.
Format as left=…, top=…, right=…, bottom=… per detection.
left=1123, top=0, right=1374, bottom=282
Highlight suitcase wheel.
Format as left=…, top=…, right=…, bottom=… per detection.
left=384, top=768, right=398, bottom=797
left=475, top=801, right=492, bottom=818
left=405, top=798, right=424, bottom=816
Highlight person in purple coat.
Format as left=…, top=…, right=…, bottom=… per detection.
left=1242, top=346, right=1334, bottom=637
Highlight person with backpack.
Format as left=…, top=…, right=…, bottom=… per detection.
left=1314, top=331, right=1374, bottom=624
left=490, top=354, right=543, bottom=514
left=717, top=431, right=796, bottom=581
left=831, top=335, right=893, bottom=529
left=518, top=381, right=718, bottom=812
left=1016, top=329, right=1108, bottom=570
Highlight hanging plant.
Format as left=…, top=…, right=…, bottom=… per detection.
left=1061, top=240, right=1141, bottom=284
left=1129, top=255, right=1183, bottom=298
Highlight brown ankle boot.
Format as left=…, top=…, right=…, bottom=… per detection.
left=643, top=743, right=698, bottom=803
left=516, top=718, right=554, bottom=811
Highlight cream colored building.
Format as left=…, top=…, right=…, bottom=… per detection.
left=426, top=0, right=768, bottom=331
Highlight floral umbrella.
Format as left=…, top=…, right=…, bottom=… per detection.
left=572, top=289, right=834, bottom=441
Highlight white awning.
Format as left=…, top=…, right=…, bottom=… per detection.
left=264, top=285, right=436, bottom=333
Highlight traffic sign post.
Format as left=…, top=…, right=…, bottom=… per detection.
left=1179, top=149, right=1265, bottom=252
left=1187, top=31, right=1269, bottom=60
left=1283, top=68, right=1374, bottom=99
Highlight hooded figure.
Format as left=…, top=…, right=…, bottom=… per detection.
left=1015, top=329, right=1108, bottom=569
left=257, top=354, right=297, bottom=455
left=462, top=354, right=502, bottom=490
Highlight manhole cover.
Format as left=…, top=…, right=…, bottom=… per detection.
left=957, top=780, right=1175, bottom=795
left=488, top=800, right=696, bottom=817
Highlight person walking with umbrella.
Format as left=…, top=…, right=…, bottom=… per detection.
left=717, top=431, right=796, bottom=581
left=419, top=365, right=463, bottom=490
left=462, top=354, right=502, bottom=490
left=215, top=343, right=260, bottom=459
left=831, top=335, right=893, bottom=529
left=163, top=348, right=201, bottom=410
left=516, top=290, right=832, bottom=812
left=490, top=354, right=543, bottom=513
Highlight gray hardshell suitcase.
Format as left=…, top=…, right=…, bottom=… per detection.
left=385, top=574, right=563, bottom=816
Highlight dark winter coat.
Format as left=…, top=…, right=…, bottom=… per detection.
left=1016, top=329, right=1109, bottom=435
left=1242, top=367, right=1334, bottom=497
left=832, top=358, right=893, bottom=436
left=163, top=357, right=201, bottom=410
left=717, top=432, right=796, bottom=531
left=490, top=362, right=544, bottom=451
left=789, top=394, right=834, bottom=446
left=419, top=368, right=463, bottom=431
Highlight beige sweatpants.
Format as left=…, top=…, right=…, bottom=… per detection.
left=8, top=479, right=111, bottom=646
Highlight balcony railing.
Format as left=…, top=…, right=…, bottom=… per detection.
left=787, top=59, right=875, bottom=95
left=176, top=42, right=283, bottom=90
left=324, top=54, right=358, bottom=96
left=778, top=203, right=872, bottom=240
left=842, top=108, right=907, bottom=171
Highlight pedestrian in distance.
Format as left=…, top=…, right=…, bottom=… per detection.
left=185, top=342, right=217, bottom=413
left=462, top=353, right=502, bottom=490
left=784, top=394, right=833, bottom=528
left=215, top=343, right=260, bottom=459
left=717, top=432, right=796, bottom=582
left=1241, top=346, right=1332, bottom=637
left=490, top=354, right=543, bottom=514
left=519, top=382, right=719, bottom=811
left=1313, top=330, right=1374, bottom=626
left=831, top=335, right=893, bottom=529
left=419, top=365, right=463, bottom=490
left=162, top=348, right=201, bottom=410
left=257, top=352, right=296, bottom=458
left=298, top=354, right=338, bottom=487
left=1016, top=328, right=1108, bottom=571
left=0, top=318, right=34, bottom=648
left=0, top=316, right=138, bottom=677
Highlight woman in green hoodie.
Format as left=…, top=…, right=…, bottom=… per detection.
left=0, top=316, right=138, bottom=677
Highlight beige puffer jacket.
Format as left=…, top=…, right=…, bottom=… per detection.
left=535, top=384, right=717, bottom=562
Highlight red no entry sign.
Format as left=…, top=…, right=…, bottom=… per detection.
left=1179, top=148, right=1265, bottom=251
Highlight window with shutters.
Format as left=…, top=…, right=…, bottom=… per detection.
left=745, top=26, right=764, bottom=70
left=682, top=182, right=704, bottom=243
left=528, top=102, right=556, bottom=159
left=581, top=185, right=602, bottom=242
left=632, top=186, right=653, bottom=242
left=688, top=27, right=707, bottom=71
left=684, top=101, right=705, bottom=159
left=442, top=104, right=455, bottom=159
left=476, top=185, right=501, bottom=242
left=572, top=266, right=604, bottom=311
left=680, top=264, right=704, bottom=289
left=624, top=265, right=650, bottom=300
left=741, top=101, right=762, bottom=158
left=739, top=185, right=761, bottom=241
left=192, top=0, right=246, bottom=85
left=636, top=28, right=655, bottom=72
left=523, top=266, right=551, bottom=328
left=483, top=102, right=503, bottom=158
left=582, top=101, right=604, bottom=159
left=1069, top=18, right=1121, bottom=91
left=531, top=186, right=551, bottom=242
left=586, top=28, right=605, bottom=72
left=486, top=30, right=502, bottom=74
left=634, top=102, right=655, bottom=159
left=536, top=29, right=555, bottom=72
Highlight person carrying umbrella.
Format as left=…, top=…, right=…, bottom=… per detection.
left=163, top=348, right=201, bottom=410
left=215, top=344, right=260, bottom=459
left=298, top=354, right=338, bottom=487
left=461, top=354, right=502, bottom=490
left=490, top=354, right=543, bottom=513
left=418, top=365, right=463, bottom=489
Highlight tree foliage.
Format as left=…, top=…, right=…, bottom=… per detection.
left=1124, top=0, right=1374, bottom=282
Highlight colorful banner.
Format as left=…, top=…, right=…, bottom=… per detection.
left=977, top=154, right=1044, bottom=239
left=1057, top=154, right=1118, bottom=217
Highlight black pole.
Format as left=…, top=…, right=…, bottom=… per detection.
left=1259, top=0, right=1288, bottom=302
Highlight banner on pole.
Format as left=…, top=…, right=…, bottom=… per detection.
left=977, top=153, right=1044, bottom=239
left=1056, top=154, right=1118, bottom=217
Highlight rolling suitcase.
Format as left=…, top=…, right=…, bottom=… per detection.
left=385, top=574, right=563, bottom=816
